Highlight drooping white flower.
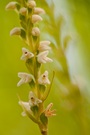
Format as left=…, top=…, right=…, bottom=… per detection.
left=32, top=27, right=40, bottom=36
left=38, top=71, right=50, bottom=85
left=32, top=15, right=43, bottom=23
left=27, top=0, right=36, bottom=8
left=17, top=72, right=35, bottom=87
left=29, top=91, right=42, bottom=106
left=34, top=7, right=45, bottom=14
left=21, top=47, right=34, bottom=61
left=19, top=101, right=30, bottom=111
left=19, top=101, right=31, bottom=117
left=10, top=27, right=21, bottom=36
left=44, top=103, right=56, bottom=117
left=38, top=41, right=51, bottom=52
left=5, top=2, right=17, bottom=10
left=37, top=51, right=53, bottom=63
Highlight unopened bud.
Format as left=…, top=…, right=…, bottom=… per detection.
left=10, top=27, right=21, bottom=36
left=32, top=27, right=40, bottom=36
left=19, top=7, right=27, bottom=16
left=6, top=2, right=17, bottom=10
left=27, top=0, right=36, bottom=8
left=34, top=7, right=45, bottom=14
left=32, top=15, right=43, bottom=23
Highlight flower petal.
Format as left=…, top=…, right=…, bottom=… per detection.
left=17, top=72, right=35, bottom=86
left=37, top=51, right=53, bottom=63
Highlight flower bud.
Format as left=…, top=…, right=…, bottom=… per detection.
left=6, top=2, right=17, bottom=10
left=38, top=41, right=51, bottom=52
left=19, top=7, right=27, bottom=16
left=32, top=15, right=43, bottom=23
left=32, top=27, right=40, bottom=36
left=10, top=27, right=21, bottom=36
left=27, top=0, right=36, bottom=8
left=34, top=7, right=45, bottom=14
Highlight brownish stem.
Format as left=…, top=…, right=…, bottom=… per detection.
left=41, top=131, right=47, bottom=135
left=38, top=124, right=48, bottom=135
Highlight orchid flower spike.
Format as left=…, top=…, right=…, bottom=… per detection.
left=29, top=91, right=42, bottom=106
left=17, top=72, right=35, bottom=87
left=37, top=51, right=53, bottom=63
left=21, top=47, right=34, bottom=61
left=38, top=71, right=50, bottom=85
left=38, top=40, right=51, bottom=52
left=44, top=103, right=56, bottom=117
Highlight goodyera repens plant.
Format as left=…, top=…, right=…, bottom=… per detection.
left=6, top=0, right=56, bottom=135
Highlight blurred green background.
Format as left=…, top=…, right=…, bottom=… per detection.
left=0, top=0, right=90, bottom=135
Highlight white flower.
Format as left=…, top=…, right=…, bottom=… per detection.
left=32, top=27, right=40, bottom=36
left=27, top=0, right=36, bottom=8
left=10, top=27, right=21, bottom=36
left=6, top=2, right=17, bottom=10
left=19, top=7, right=27, bottom=16
left=17, top=72, right=35, bottom=87
left=21, top=47, right=34, bottom=61
left=38, top=71, right=50, bottom=85
left=32, top=15, right=43, bottom=23
left=34, top=7, right=45, bottom=14
left=44, top=103, right=56, bottom=117
left=29, top=91, right=42, bottom=106
left=19, top=101, right=32, bottom=117
left=37, top=51, right=53, bottom=63
left=38, top=41, right=51, bottom=52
